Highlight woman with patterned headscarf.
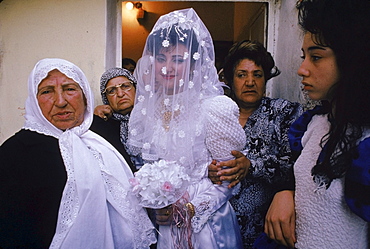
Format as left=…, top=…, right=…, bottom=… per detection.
left=0, top=58, right=156, bottom=248
left=91, top=67, right=144, bottom=172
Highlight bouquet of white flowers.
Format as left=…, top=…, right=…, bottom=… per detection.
left=129, top=160, right=191, bottom=208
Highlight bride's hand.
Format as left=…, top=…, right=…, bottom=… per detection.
left=155, top=205, right=172, bottom=226
left=208, top=159, right=222, bottom=185
left=210, top=151, right=250, bottom=188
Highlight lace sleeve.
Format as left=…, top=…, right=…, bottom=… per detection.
left=204, top=95, right=246, bottom=161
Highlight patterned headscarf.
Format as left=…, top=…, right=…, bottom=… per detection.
left=99, top=67, right=138, bottom=147
left=99, top=67, right=137, bottom=106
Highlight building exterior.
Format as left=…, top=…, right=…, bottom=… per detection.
left=0, top=0, right=303, bottom=143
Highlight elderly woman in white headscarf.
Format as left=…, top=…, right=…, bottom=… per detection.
left=0, top=58, right=156, bottom=248
left=128, top=8, right=245, bottom=249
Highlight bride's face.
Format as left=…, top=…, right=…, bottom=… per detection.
left=154, top=43, right=188, bottom=95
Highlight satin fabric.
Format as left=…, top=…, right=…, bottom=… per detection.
left=158, top=176, right=243, bottom=249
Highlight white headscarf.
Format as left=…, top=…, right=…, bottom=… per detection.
left=23, top=58, right=156, bottom=248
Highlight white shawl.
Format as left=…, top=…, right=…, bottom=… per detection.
left=23, top=58, right=156, bottom=248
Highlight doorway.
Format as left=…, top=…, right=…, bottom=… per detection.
left=120, top=1, right=269, bottom=70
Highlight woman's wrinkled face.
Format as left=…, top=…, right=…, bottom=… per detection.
left=37, top=69, right=86, bottom=130
left=297, top=32, right=339, bottom=101
left=154, top=43, right=188, bottom=95
left=232, top=59, right=266, bottom=109
left=105, top=76, right=135, bottom=115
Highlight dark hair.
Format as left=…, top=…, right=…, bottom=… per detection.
left=297, top=0, right=370, bottom=187
left=223, top=40, right=280, bottom=86
left=146, top=27, right=199, bottom=63
left=122, top=58, right=136, bottom=68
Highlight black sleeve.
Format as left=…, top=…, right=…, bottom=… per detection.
left=90, top=115, right=136, bottom=172
left=0, top=130, right=67, bottom=248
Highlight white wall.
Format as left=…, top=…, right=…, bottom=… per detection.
left=270, top=0, right=305, bottom=103
left=0, top=0, right=120, bottom=143
left=0, top=0, right=304, bottom=144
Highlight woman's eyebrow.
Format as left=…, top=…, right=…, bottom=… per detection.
left=62, top=82, right=79, bottom=86
left=307, top=46, right=327, bottom=51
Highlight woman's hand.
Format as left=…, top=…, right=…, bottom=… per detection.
left=155, top=205, right=173, bottom=226
left=94, top=105, right=113, bottom=121
left=264, top=190, right=296, bottom=248
left=208, top=159, right=222, bottom=185
left=208, top=150, right=250, bottom=188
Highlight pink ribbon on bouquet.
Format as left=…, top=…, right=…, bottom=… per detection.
left=171, top=192, right=194, bottom=249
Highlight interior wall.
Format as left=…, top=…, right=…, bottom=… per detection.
left=234, top=2, right=265, bottom=43
left=248, top=4, right=266, bottom=44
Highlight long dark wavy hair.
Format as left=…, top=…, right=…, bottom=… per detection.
left=222, top=40, right=280, bottom=102
left=297, top=0, right=370, bottom=187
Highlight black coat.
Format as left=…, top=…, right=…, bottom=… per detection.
left=0, top=129, right=67, bottom=248
left=90, top=115, right=136, bottom=172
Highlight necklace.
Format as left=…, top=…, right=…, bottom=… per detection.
left=160, top=98, right=181, bottom=131
left=162, top=109, right=181, bottom=131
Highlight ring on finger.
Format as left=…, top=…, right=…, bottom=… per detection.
left=235, top=175, right=239, bottom=180
left=165, top=210, right=171, bottom=216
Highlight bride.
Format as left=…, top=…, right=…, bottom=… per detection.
left=128, top=8, right=245, bottom=249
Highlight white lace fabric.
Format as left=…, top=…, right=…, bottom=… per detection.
left=204, top=95, right=246, bottom=161
left=23, top=58, right=156, bottom=248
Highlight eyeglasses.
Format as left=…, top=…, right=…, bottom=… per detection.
left=103, top=81, right=134, bottom=96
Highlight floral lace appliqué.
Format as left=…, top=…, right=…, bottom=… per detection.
left=191, top=197, right=216, bottom=233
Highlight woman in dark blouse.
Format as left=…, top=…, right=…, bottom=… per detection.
left=209, top=40, right=303, bottom=248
